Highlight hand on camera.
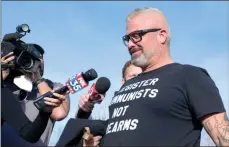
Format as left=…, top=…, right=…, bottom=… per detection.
left=1, top=52, right=15, bottom=80
left=79, top=93, right=94, bottom=112
left=43, top=88, right=69, bottom=113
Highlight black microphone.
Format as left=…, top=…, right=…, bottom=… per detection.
left=76, top=77, right=111, bottom=119
left=33, top=68, right=98, bottom=110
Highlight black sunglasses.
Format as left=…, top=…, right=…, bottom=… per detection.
left=122, top=28, right=161, bottom=46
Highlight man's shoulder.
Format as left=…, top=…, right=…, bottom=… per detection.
left=44, top=78, right=64, bottom=88
left=179, top=64, right=210, bottom=77
left=52, top=82, right=64, bottom=88
left=44, top=79, right=62, bottom=89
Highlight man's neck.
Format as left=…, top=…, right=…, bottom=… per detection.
left=143, top=56, right=174, bottom=73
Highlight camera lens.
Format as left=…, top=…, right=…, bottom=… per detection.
left=22, top=56, right=33, bottom=69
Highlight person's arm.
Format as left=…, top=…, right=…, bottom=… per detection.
left=56, top=118, right=107, bottom=147
left=37, top=81, right=70, bottom=120
left=75, top=93, right=94, bottom=119
left=1, top=87, right=51, bottom=143
left=183, top=65, right=228, bottom=146
left=52, top=82, right=70, bottom=120
left=202, top=112, right=229, bottom=146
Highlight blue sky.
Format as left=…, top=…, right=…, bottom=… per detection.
left=2, top=1, right=229, bottom=146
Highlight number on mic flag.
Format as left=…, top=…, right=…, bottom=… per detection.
left=66, top=73, right=88, bottom=94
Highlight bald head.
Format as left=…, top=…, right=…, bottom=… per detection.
left=124, top=7, right=173, bottom=71
left=126, top=7, right=171, bottom=46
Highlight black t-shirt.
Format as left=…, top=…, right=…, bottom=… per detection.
left=101, top=63, right=225, bottom=146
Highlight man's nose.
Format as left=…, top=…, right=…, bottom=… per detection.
left=128, top=39, right=136, bottom=50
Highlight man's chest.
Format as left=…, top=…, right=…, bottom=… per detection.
left=107, top=74, right=190, bottom=134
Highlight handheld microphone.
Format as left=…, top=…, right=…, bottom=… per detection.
left=77, top=77, right=111, bottom=119
left=88, top=77, right=111, bottom=104
left=33, top=68, right=98, bottom=110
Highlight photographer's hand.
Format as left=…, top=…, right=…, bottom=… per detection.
left=1, top=52, right=15, bottom=80
left=42, top=88, right=69, bottom=113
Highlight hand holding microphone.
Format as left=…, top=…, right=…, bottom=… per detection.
left=76, top=77, right=111, bottom=119
left=78, top=94, right=95, bottom=112
left=41, top=87, right=68, bottom=113
left=33, top=68, right=98, bottom=110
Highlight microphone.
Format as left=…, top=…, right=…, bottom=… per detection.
left=33, top=68, right=98, bottom=110
left=76, top=77, right=111, bottom=119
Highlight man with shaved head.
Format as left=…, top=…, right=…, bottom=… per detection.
left=85, top=7, right=228, bottom=146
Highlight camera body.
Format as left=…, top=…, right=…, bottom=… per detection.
left=2, top=24, right=44, bottom=74
left=13, top=41, right=43, bottom=73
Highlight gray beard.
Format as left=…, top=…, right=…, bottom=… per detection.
left=131, top=53, right=148, bottom=67
left=131, top=50, right=154, bottom=68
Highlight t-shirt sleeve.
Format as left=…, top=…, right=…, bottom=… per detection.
left=183, top=65, right=226, bottom=120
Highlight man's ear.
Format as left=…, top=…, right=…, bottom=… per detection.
left=157, top=29, right=167, bottom=44
left=122, top=78, right=125, bottom=85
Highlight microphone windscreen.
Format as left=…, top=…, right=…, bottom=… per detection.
left=95, top=77, right=111, bottom=94
left=84, top=68, right=98, bottom=82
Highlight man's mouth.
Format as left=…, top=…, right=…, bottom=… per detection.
left=129, top=48, right=142, bottom=56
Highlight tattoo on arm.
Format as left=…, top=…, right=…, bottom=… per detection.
left=204, top=119, right=214, bottom=133
left=216, top=114, right=229, bottom=145
left=203, top=113, right=229, bottom=146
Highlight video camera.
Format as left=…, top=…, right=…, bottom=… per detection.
left=1, top=24, right=44, bottom=74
